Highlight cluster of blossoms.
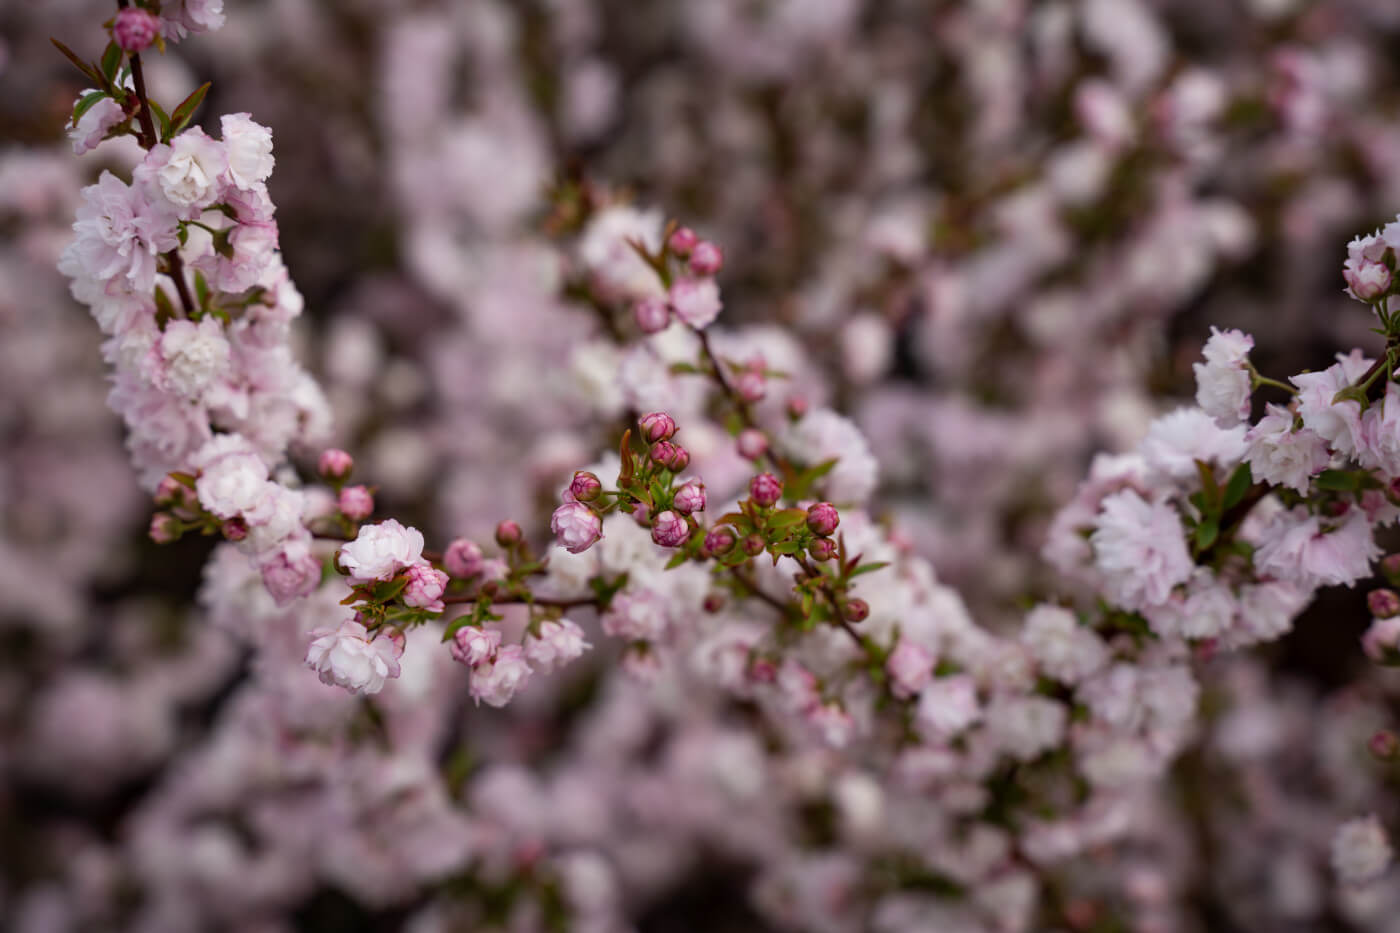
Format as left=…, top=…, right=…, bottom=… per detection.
left=19, top=1, right=1400, bottom=931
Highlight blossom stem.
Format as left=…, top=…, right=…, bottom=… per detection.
left=440, top=593, right=597, bottom=609
left=695, top=327, right=790, bottom=475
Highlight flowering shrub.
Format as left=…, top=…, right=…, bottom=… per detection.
left=10, top=1, right=1400, bottom=931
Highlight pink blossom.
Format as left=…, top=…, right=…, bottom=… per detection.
left=140, top=128, right=228, bottom=215
left=219, top=113, right=275, bottom=190
left=469, top=645, right=533, bottom=707
left=444, top=539, right=484, bottom=578
left=1292, top=350, right=1372, bottom=459
left=1193, top=327, right=1254, bottom=425
left=650, top=510, right=689, bottom=548
left=886, top=639, right=933, bottom=699
left=450, top=626, right=502, bottom=667
left=1090, top=489, right=1194, bottom=610
left=688, top=241, right=724, bottom=276
left=338, top=485, right=374, bottom=520
left=1253, top=506, right=1380, bottom=589
left=737, top=428, right=768, bottom=460
left=638, top=411, right=678, bottom=442
left=1362, top=616, right=1400, bottom=663
left=195, top=449, right=270, bottom=519
left=915, top=675, right=981, bottom=739
left=602, top=589, right=668, bottom=641
left=113, top=7, right=161, bottom=52
left=304, top=618, right=401, bottom=695
left=669, top=277, right=722, bottom=329
left=68, top=95, right=125, bottom=155
left=259, top=537, right=322, bottom=606
left=402, top=561, right=448, bottom=612
left=807, top=702, right=855, bottom=748
left=552, top=501, right=603, bottom=554
left=1332, top=815, right=1393, bottom=885
left=338, top=519, right=425, bottom=583
left=633, top=296, right=670, bottom=334
left=317, top=448, right=353, bottom=481
left=672, top=481, right=706, bottom=515
left=523, top=618, right=591, bottom=672
left=1245, top=404, right=1330, bottom=494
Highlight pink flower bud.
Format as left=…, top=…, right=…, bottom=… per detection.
left=221, top=517, right=248, bottom=542
left=651, top=510, right=689, bottom=548
left=673, top=480, right=707, bottom=514
left=650, top=441, right=690, bottom=472
left=495, top=520, right=523, bottom=548
left=703, top=593, right=725, bottom=612
left=688, top=240, right=723, bottom=276
left=444, top=538, right=484, bottom=578
left=1363, top=616, right=1400, bottom=663
left=113, top=7, right=160, bottom=53
left=886, top=639, right=933, bottom=699
left=639, top=411, right=678, bottom=442
left=806, top=502, right=840, bottom=537
left=742, top=533, right=765, bottom=557
left=736, top=429, right=768, bottom=460
left=1345, top=259, right=1392, bottom=301
left=149, top=512, right=180, bottom=544
left=569, top=471, right=603, bottom=503
left=450, top=626, right=501, bottom=667
left=668, top=226, right=698, bottom=256
left=736, top=370, right=766, bottom=402
left=633, top=296, right=671, bottom=334
left=809, top=538, right=837, bottom=561
left=787, top=395, right=809, bottom=420
left=1371, top=731, right=1400, bottom=761
left=318, top=448, right=354, bottom=481
left=750, top=473, right=783, bottom=507
left=338, top=484, right=374, bottom=521
left=705, top=527, right=736, bottom=554
left=1370, top=589, right=1400, bottom=619
left=403, top=561, right=449, bottom=611
left=550, top=502, right=602, bottom=553
left=843, top=598, right=870, bottom=623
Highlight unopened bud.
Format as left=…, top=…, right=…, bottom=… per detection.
left=651, top=441, right=690, bottom=472
left=1383, top=554, right=1400, bottom=587
left=809, top=537, right=837, bottom=561
left=154, top=474, right=186, bottom=508
left=318, top=448, right=354, bottom=482
left=668, top=226, right=698, bottom=256
left=495, top=520, right=523, bottom=548
left=786, top=395, right=809, bottom=420
left=149, top=512, right=180, bottom=544
left=444, top=538, right=484, bottom=578
left=1370, top=730, right=1400, bottom=761
left=736, top=429, right=768, bottom=460
left=749, top=473, right=783, bottom=507
left=639, top=411, right=678, bottom=443
left=1370, top=589, right=1400, bottom=619
left=338, top=484, right=374, bottom=521
left=651, top=510, right=689, bottom=548
left=221, top=517, right=247, bottom=542
left=633, top=296, right=671, bottom=334
left=113, top=6, right=160, bottom=53
left=569, top=471, right=603, bottom=502
left=703, top=593, right=725, bottom=613
left=705, top=527, right=736, bottom=555
left=688, top=240, right=724, bottom=276
left=1322, top=499, right=1351, bottom=518
left=673, top=480, right=707, bottom=514
left=843, top=598, right=870, bottom=623
left=742, top=533, right=765, bottom=557
left=736, top=370, right=766, bottom=403
left=806, top=502, right=840, bottom=537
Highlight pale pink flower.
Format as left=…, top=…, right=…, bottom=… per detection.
left=142, top=128, right=228, bottom=214
left=1021, top=605, right=1107, bottom=684
left=650, top=510, right=689, bottom=548
left=219, top=113, right=275, bottom=190
left=470, top=645, right=533, bottom=707
left=886, top=639, right=933, bottom=699
left=195, top=449, right=270, bottom=519
left=259, top=536, right=322, bottom=607
left=305, top=619, right=401, bottom=695
left=1245, top=404, right=1330, bottom=494
left=338, top=519, right=425, bottom=583
left=551, top=501, right=603, bottom=554
left=68, top=95, right=124, bottom=155
left=402, top=561, right=449, bottom=612
left=1253, top=506, right=1379, bottom=589
left=1090, top=489, right=1194, bottom=610
left=450, top=626, right=501, bottom=667
left=1332, top=815, right=1392, bottom=885
left=669, top=277, right=723, bottom=329
left=1362, top=616, right=1400, bottom=663
left=601, top=589, right=668, bottom=641
left=523, top=618, right=591, bottom=672
left=915, top=675, right=980, bottom=740
left=1292, top=350, right=1372, bottom=459
left=807, top=702, right=855, bottom=748
left=1193, top=327, right=1254, bottom=425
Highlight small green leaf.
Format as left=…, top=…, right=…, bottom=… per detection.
left=668, top=362, right=702, bottom=375
left=1194, top=518, right=1219, bottom=552
left=100, top=41, right=122, bottom=83
left=51, top=38, right=102, bottom=83
left=194, top=269, right=210, bottom=309
left=72, top=90, right=109, bottom=124
left=168, top=81, right=211, bottom=137
left=664, top=552, right=688, bottom=570
left=767, top=508, right=807, bottom=531
left=1222, top=464, right=1253, bottom=510
left=1315, top=469, right=1359, bottom=492
left=848, top=561, right=890, bottom=579
left=149, top=99, right=172, bottom=139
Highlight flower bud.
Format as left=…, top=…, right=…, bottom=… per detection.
left=639, top=411, right=678, bottom=443
left=705, top=527, right=736, bottom=554
left=806, top=502, right=840, bottom=537
left=444, top=538, right=484, bottom=578
left=742, top=533, right=765, bottom=557
left=1370, top=730, right=1400, bottom=761
left=1384, top=554, right=1400, bottom=588
left=736, top=371, right=766, bottom=402
left=673, top=480, right=707, bottom=514
left=1363, top=615, right=1400, bottom=664
left=750, top=473, right=783, bottom=507
left=113, top=7, right=160, bottom=53
left=496, top=520, right=524, bottom=548
left=569, top=471, right=603, bottom=503
left=786, top=395, right=809, bottom=420
left=221, top=517, right=248, bottom=542
left=1322, top=499, right=1351, bottom=518
left=651, top=441, right=690, bottom=472
left=549, top=504, right=600, bottom=553
left=149, top=512, right=180, bottom=544
left=651, top=510, right=689, bottom=548
left=318, top=448, right=354, bottom=482
left=154, top=474, right=187, bottom=508
left=1345, top=259, right=1392, bottom=301
left=736, top=429, right=768, bottom=460
left=688, top=240, right=724, bottom=276
left=703, top=593, right=725, bottom=613
left=843, top=598, right=870, bottom=623
left=338, top=484, right=374, bottom=521
left=633, top=296, right=671, bottom=334
left=1370, top=589, right=1400, bottom=620
left=668, top=226, right=699, bottom=256
left=809, top=537, right=837, bottom=561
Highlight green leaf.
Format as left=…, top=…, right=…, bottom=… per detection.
left=372, top=576, right=410, bottom=602
left=668, top=362, right=702, bottom=375
left=51, top=38, right=102, bottom=83
left=194, top=269, right=210, bottom=309
left=848, top=561, right=890, bottom=579
left=72, top=90, right=109, bottom=124
left=153, top=285, right=175, bottom=324
left=664, top=552, right=689, bottom=570
left=100, top=41, right=123, bottom=83
left=148, top=99, right=172, bottom=139
left=168, top=81, right=211, bottom=138
left=1315, top=469, right=1359, bottom=492
left=1194, top=518, right=1219, bottom=552
left=1222, top=464, right=1253, bottom=510
left=767, top=508, right=807, bottom=531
